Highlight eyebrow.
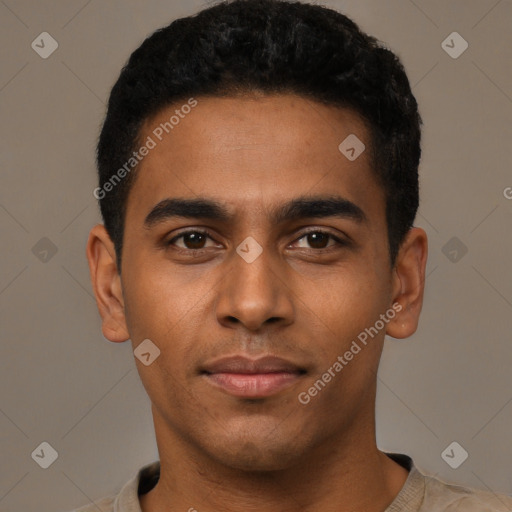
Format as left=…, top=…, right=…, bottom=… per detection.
left=144, top=195, right=367, bottom=228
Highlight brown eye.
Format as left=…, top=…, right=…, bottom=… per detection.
left=167, top=230, right=214, bottom=250
left=305, top=232, right=330, bottom=249
left=293, top=230, right=346, bottom=250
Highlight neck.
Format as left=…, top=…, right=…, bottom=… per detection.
left=140, top=406, right=409, bottom=512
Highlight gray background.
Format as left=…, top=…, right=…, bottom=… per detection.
left=1, top=0, right=511, bottom=511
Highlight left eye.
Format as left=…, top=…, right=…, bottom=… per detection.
left=292, top=231, right=344, bottom=250
left=166, top=230, right=345, bottom=251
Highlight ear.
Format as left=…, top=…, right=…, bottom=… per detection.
left=86, top=224, right=130, bottom=343
left=386, top=227, right=428, bottom=339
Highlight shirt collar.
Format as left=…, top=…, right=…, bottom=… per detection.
left=113, top=454, right=424, bottom=512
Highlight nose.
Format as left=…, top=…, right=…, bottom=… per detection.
left=214, top=241, right=295, bottom=332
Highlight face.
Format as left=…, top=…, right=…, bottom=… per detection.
left=87, top=94, right=427, bottom=471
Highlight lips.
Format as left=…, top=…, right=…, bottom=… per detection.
left=202, top=355, right=305, bottom=374
left=201, top=355, right=306, bottom=398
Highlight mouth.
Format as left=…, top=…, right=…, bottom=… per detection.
left=201, top=355, right=307, bottom=398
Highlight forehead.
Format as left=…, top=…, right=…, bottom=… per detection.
left=125, top=94, right=385, bottom=228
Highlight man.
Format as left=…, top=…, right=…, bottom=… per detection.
left=79, top=0, right=512, bottom=511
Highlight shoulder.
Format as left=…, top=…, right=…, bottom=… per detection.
left=68, top=460, right=159, bottom=512
left=420, top=470, right=512, bottom=511
left=385, top=454, right=512, bottom=512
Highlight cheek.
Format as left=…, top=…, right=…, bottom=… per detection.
left=306, top=271, right=391, bottom=370
left=122, top=260, right=206, bottom=339
left=122, top=265, right=211, bottom=395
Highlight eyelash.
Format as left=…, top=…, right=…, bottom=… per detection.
left=166, top=228, right=348, bottom=253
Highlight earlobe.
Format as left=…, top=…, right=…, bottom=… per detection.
left=386, top=227, right=428, bottom=340
left=86, top=224, right=130, bottom=343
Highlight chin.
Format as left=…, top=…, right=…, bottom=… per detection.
left=206, top=434, right=305, bottom=472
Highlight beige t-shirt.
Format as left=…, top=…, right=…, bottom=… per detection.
left=72, top=453, right=512, bottom=512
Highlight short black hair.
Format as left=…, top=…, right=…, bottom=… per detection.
left=96, top=0, right=421, bottom=272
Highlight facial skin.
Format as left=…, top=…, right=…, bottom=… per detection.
left=87, top=94, right=427, bottom=512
